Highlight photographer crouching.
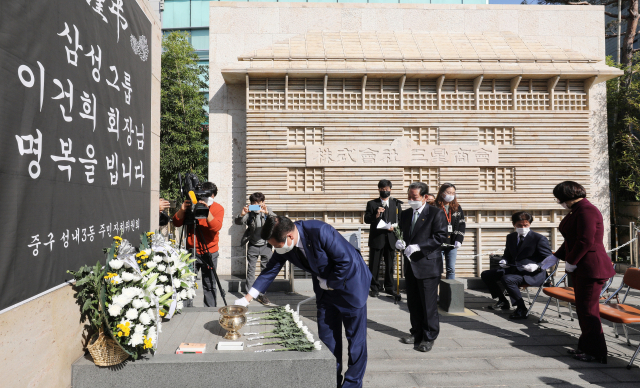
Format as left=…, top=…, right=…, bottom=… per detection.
left=173, top=182, right=224, bottom=307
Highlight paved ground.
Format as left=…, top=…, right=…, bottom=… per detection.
left=194, top=275, right=640, bottom=388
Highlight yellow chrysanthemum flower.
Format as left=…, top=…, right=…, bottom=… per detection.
left=143, top=335, right=153, bottom=349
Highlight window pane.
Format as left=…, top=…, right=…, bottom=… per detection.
left=163, top=0, right=191, bottom=29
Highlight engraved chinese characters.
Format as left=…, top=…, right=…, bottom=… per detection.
left=306, top=138, right=499, bottom=167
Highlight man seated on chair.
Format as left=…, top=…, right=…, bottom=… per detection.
left=481, top=211, right=553, bottom=320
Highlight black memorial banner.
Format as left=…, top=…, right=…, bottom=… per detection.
left=0, top=0, right=152, bottom=311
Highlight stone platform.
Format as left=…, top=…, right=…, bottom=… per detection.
left=71, top=306, right=335, bottom=388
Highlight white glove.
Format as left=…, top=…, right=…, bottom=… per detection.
left=395, top=240, right=406, bottom=251
left=565, top=263, right=577, bottom=273
left=404, top=244, right=420, bottom=258
left=523, top=263, right=539, bottom=272
left=318, top=277, right=333, bottom=290
left=499, top=259, right=508, bottom=269
left=234, top=297, right=250, bottom=307
left=454, top=241, right=462, bottom=249
left=540, top=254, right=559, bottom=270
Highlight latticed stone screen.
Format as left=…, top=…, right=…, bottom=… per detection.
left=288, top=127, right=323, bottom=146
left=288, top=168, right=324, bottom=192
left=247, top=77, right=588, bottom=111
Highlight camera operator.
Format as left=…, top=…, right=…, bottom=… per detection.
left=235, top=192, right=276, bottom=305
left=172, top=182, right=224, bottom=307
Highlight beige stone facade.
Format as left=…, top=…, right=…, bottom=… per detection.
left=209, top=3, right=620, bottom=279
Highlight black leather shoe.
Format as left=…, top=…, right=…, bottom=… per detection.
left=509, top=308, right=528, bottom=320
left=567, top=348, right=584, bottom=355
left=488, top=301, right=511, bottom=311
left=417, top=340, right=434, bottom=352
left=369, top=290, right=380, bottom=298
left=383, top=288, right=395, bottom=295
left=400, top=335, right=415, bottom=344
left=574, top=353, right=607, bottom=364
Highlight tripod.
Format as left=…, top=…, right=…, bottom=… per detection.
left=179, top=215, right=227, bottom=307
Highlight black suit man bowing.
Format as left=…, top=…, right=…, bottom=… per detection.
left=364, top=179, right=402, bottom=297
left=396, top=182, right=448, bottom=352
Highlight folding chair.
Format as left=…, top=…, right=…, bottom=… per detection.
left=537, top=263, right=617, bottom=323
left=520, top=262, right=560, bottom=317
left=599, top=267, right=640, bottom=369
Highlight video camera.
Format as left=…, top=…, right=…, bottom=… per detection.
left=179, top=172, right=212, bottom=220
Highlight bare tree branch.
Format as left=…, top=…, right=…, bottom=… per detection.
left=605, top=11, right=630, bottom=19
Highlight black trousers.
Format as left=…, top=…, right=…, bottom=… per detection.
left=481, top=268, right=525, bottom=305
left=574, top=275, right=609, bottom=358
left=405, top=263, right=439, bottom=343
left=196, top=251, right=219, bottom=307
left=369, top=240, right=395, bottom=292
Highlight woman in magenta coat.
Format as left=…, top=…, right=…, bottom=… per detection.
left=551, top=181, right=616, bottom=363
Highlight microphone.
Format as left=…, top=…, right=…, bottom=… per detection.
left=391, top=197, right=404, bottom=205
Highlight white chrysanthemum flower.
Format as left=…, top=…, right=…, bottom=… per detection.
left=179, top=290, right=188, bottom=300
left=108, top=304, right=122, bottom=317
left=313, top=341, right=322, bottom=350
left=284, top=304, right=291, bottom=312
left=129, top=332, right=144, bottom=347
left=125, top=308, right=139, bottom=320
left=177, top=301, right=184, bottom=310
left=111, top=275, right=122, bottom=285
left=109, top=259, right=124, bottom=270
left=132, top=299, right=145, bottom=309
left=302, top=327, right=310, bottom=335
left=158, top=264, right=166, bottom=272
left=292, top=312, right=300, bottom=323
left=153, top=255, right=163, bottom=263
left=139, top=311, right=151, bottom=325
left=141, top=299, right=150, bottom=309
left=173, top=278, right=182, bottom=288
left=112, top=294, right=131, bottom=308
left=123, top=287, right=143, bottom=299
left=187, top=289, right=196, bottom=299
left=306, top=333, right=314, bottom=342
left=121, top=272, right=136, bottom=282
left=296, top=321, right=303, bottom=328
left=147, top=261, right=157, bottom=269
left=167, top=266, right=176, bottom=275
left=147, top=309, right=157, bottom=321
left=136, top=323, right=145, bottom=333
left=158, top=275, right=168, bottom=283
left=164, top=285, right=173, bottom=294
left=154, top=287, right=164, bottom=296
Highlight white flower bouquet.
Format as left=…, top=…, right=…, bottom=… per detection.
left=138, top=232, right=197, bottom=318
left=68, top=235, right=169, bottom=364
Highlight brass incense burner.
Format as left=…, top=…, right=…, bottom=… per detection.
left=218, top=305, right=248, bottom=340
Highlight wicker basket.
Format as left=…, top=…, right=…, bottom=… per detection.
left=87, top=329, right=130, bottom=366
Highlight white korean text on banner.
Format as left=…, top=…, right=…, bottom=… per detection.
left=0, top=0, right=152, bottom=311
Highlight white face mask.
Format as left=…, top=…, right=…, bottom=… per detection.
left=274, top=235, right=295, bottom=254
left=408, top=200, right=423, bottom=210
left=443, top=194, right=455, bottom=203
left=516, top=227, right=530, bottom=236
left=205, top=197, right=214, bottom=207
left=560, top=202, right=569, bottom=210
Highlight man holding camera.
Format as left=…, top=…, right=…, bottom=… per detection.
left=235, top=192, right=276, bottom=305
left=173, top=182, right=224, bottom=307
left=364, top=179, right=402, bottom=297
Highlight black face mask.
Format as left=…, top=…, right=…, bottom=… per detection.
left=380, top=191, right=391, bottom=198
